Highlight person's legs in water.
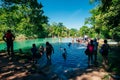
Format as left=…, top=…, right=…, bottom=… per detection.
left=46, top=53, right=52, bottom=65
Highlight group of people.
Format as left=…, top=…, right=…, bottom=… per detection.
left=31, top=42, right=54, bottom=64
left=85, top=38, right=110, bottom=66
left=3, top=29, right=110, bottom=67
left=2, top=29, right=54, bottom=64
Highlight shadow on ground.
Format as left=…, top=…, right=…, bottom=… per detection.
left=0, top=51, right=115, bottom=80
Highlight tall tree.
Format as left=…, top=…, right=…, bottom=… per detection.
left=0, top=0, right=48, bottom=38
left=87, top=0, right=120, bottom=40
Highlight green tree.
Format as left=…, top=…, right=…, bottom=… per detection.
left=69, top=28, right=78, bottom=37
left=88, top=0, right=120, bottom=41
left=79, top=26, right=89, bottom=37
left=0, top=0, right=48, bottom=39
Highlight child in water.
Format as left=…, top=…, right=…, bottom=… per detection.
left=62, top=48, right=67, bottom=61
left=68, top=42, right=71, bottom=48
left=39, top=45, right=44, bottom=56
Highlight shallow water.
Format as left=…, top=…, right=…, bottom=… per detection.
left=51, top=42, right=87, bottom=69
left=0, top=38, right=88, bottom=69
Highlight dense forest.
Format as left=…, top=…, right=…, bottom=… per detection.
left=0, top=0, right=120, bottom=41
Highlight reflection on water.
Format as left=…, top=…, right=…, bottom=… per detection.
left=0, top=38, right=88, bottom=69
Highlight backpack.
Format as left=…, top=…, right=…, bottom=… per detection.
left=85, top=48, right=89, bottom=55
left=88, top=44, right=94, bottom=53
left=102, top=44, right=109, bottom=52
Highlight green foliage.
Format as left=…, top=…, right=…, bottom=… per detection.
left=2, top=0, right=120, bottom=40
left=0, top=0, right=79, bottom=39
left=79, top=26, right=89, bottom=37
left=86, top=0, right=120, bottom=41
left=0, top=0, right=48, bottom=39
left=102, top=74, right=110, bottom=80
left=69, top=28, right=78, bottom=37
left=78, top=25, right=97, bottom=38
left=108, top=46, right=120, bottom=75
left=47, top=22, right=71, bottom=37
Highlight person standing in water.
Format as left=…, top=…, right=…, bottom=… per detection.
left=39, top=45, right=44, bottom=56
left=45, top=41, right=54, bottom=64
left=62, top=48, right=67, bottom=61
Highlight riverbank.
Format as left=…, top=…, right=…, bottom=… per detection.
left=0, top=51, right=115, bottom=80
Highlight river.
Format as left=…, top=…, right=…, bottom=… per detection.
left=0, top=38, right=88, bottom=69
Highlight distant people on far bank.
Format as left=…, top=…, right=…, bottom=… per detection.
left=45, top=41, right=54, bottom=64
left=84, top=35, right=88, bottom=41
left=93, top=38, right=99, bottom=64
left=100, top=39, right=110, bottom=64
left=3, top=30, right=15, bottom=57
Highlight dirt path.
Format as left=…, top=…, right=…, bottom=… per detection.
left=0, top=52, right=115, bottom=80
